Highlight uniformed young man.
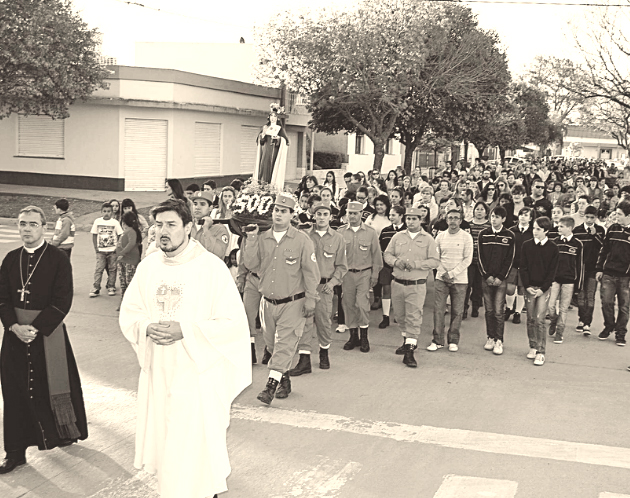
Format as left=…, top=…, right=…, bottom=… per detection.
left=236, top=241, right=264, bottom=364
left=244, top=193, right=321, bottom=405
left=190, top=191, right=229, bottom=261
left=338, top=201, right=382, bottom=353
left=290, top=203, right=347, bottom=375
left=384, top=207, right=439, bottom=367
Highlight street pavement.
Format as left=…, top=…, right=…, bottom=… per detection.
left=0, top=230, right=629, bottom=498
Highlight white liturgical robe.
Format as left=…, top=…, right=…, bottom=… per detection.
left=119, top=238, right=251, bottom=498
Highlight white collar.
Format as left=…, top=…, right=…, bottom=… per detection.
left=560, top=233, right=573, bottom=242
left=23, top=239, right=46, bottom=254
left=492, top=226, right=503, bottom=233
left=535, top=237, right=548, bottom=246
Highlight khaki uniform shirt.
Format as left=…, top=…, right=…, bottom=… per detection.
left=338, top=223, right=383, bottom=282
left=308, top=227, right=348, bottom=286
left=383, top=229, right=439, bottom=280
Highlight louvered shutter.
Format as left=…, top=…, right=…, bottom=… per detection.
left=194, top=122, right=221, bottom=176
left=124, top=118, right=168, bottom=191
left=17, top=115, right=64, bottom=158
left=240, top=125, right=260, bottom=174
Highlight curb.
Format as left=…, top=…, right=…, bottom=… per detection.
left=0, top=218, right=93, bottom=232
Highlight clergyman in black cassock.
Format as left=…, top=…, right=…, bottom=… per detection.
left=0, top=206, right=87, bottom=474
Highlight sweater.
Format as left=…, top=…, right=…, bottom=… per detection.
left=51, top=212, right=75, bottom=249
left=595, top=223, right=630, bottom=277
left=553, top=235, right=584, bottom=288
left=435, top=229, right=474, bottom=284
left=519, top=239, right=559, bottom=293
left=116, top=227, right=141, bottom=266
left=477, top=226, right=516, bottom=281
left=509, top=223, right=534, bottom=269
left=573, top=223, right=605, bottom=275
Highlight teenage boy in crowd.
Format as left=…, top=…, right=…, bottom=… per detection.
left=573, top=206, right=605, bottom=336
left=477, top=206, right=515, bottom=355
left=520, top=216, right=559, bottom=366
left=89, top=202, right=123, bottom=297
left=547, top=217, right=583, bottom=344
left=50, top=198, right=76, bottom=259
left=505, top=207, right=534, bottom=324
left=596, top=200, right=630, bottom=347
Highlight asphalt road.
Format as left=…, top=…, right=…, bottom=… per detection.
left=0, top=230, right=628, bottom=498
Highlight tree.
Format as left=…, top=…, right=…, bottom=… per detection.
left=391, top=3, right=510, bottom=172
left=0, top=0, right=109, bottom=119
left=582, top=99, right=630, bottom=150
left=254, top=0, right=507, bottom=171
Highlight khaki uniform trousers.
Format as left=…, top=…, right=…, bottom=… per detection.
left=243, top=274, right=261, bottom=337
left=261, top=298, right=306, bottom=373
left=298, top=284, right=334, bottom=352
left=392, top=280, right=427, bottom=340
left=342, top=270, right=371, bottom=328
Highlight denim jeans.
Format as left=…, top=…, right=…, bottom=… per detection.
left=464, top=264, right=483, bottom=311
left=94, top=252, right=117, bottom=291
left=525, top=288, right=551, bottom=354
left=577, top=275, right=598, bottom=326
left=547, top=282, right=574, bottom=339
left=481, top=278, right=507, bottom=341
left=600, top=274, right=630, bottom=339
left=433, top=280, right=467, bottom=345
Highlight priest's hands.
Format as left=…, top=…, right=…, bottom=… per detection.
left=11, top=324, right=38, bottom=344
left=147, top=321, right=184, bottom=346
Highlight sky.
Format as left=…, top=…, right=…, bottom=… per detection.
left=71, top=0, right=603, bottom=76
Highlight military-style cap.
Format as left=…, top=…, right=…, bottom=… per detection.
left=273, top=193, right=297, bottom=210
left=405, top=207, right=423, bottom=217
left=312, top=202, right=331, bottom=214
left=192, top=191, right=214, bottom=205
left=346, top=201, right=364, bottom=212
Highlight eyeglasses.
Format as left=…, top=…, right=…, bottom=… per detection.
left=19, top=222, right=41, bottom=228
left=356, top=196, right=367, bottom=201
left=446, top=216, right=461, bottom=221
left=534, top=185, right=545, bottom=189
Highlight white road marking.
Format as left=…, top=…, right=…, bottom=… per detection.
left=599, top=494, right=630, bottom=498
left=434, top=475, right=518, bottom=498
left=271, top=457, right=362, bottom=498
left=232, top=404, right=630, bottom=470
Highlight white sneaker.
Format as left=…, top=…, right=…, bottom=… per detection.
left=533, top=353, right=545, bottom=366
left=526, top=348, right=537, bottom=359
left=484, top=338, right=495, bottom=350
left=583, top=325, right=591, bottom=336
left=448, top=343, right=458, bottom=352
left=493, top=340, right=503, bottom=355
left=426, top=342, right=444, bottom=351
left=336, top=325, right=347, bottom=333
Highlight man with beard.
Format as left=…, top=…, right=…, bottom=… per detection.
left=0, top=206, right=87, bottom=474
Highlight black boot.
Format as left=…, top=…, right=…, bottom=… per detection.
left=462, top=309, right=468, bottom=320
left=395, top=338, right=406, bottom=355
left=319, top=348, right=330, bottom=369
left=257, top=378, right=279, bottom=405
left=504, top=307, right=513, bottom=321
left=378, top=316, right=389, bottom=329
left=289, top=354, right=312, bottom=376
left=359, top=327, right=370, bottom=353
left=371, top=297, right=382, bottom=310
left=343, top=328, right=360, bottom=350
left=261, top=346, right=272, bottom=365
left=402, top=343, right=418, bottom=368
left=0, top=451, right=26, bottom=475
left=251, top=343, right=257, bottom=364
left=471, top=307, right=479, bottom=318
left=275, top=372, right=291, bottom=399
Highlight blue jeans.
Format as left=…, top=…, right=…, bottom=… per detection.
left=577, top=275, right=598, bottom=326
left=600, top=274, right=630, bottom=339
left=432, top=280, right=466, bottom=345
left=525, top=288, right=551, bottom=354
left=464, top=264, right=483, bottom=311
left=547, top=282, right=574, bottom=339
left=94, top=252, right=117, bottom=291
left=481, top=278, right=507, bottom=341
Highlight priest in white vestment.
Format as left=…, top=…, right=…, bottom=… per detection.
left=119, top=199, right=251, bottom=498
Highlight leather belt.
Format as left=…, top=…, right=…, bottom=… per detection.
left=348, top=267, right=372, bottom=273
left=320, top=277, right=332, bottom=284
left=393, top=277, right=427, bottom=286
left=264, top=292, right=306, bottom=305
left=249, top=271, right=260, bottom=279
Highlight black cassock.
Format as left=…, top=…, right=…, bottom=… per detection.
left=0, top=242, right=87, bottom=453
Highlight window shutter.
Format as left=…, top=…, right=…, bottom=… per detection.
left=17, top=115, right=64, bottom=158
left=240, top=125, right=260, bottom=174
left=124, top=118, right=168, bottom=191
left=194, top=122, right=221, bottom=176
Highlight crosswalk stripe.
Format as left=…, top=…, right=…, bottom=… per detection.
left=232, top=404, right=630, bottom=470
left=434, top=475, right=518, bottom=498
left=270, top=458, right=361, bottom=498
left=599, top=493, right=630, bottom=498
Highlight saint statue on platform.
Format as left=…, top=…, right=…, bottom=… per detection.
left=253, top=104, right=289, bottom=189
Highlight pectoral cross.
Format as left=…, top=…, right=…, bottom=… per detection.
left=18, top=288, right=30, bottom=302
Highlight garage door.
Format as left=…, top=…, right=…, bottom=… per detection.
left=124, top=118, right=168, bottom=191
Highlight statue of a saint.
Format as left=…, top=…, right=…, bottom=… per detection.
left=254, top=106, right=289, bottom=187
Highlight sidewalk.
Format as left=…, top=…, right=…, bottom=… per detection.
left=0, top=184, right=166, bottom=231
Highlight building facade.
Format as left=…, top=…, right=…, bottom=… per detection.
left=0, top=66, right=309, bottom=191
left=561, top=125, right=627, bottom=161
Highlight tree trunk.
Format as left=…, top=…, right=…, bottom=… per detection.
left=463, top=140, right=469, bottom=166
left=499, top=146, right=506, bottom=162
left=372, top=139, right=385, bottom=172
left=403, top=144, right=415, bottom=173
